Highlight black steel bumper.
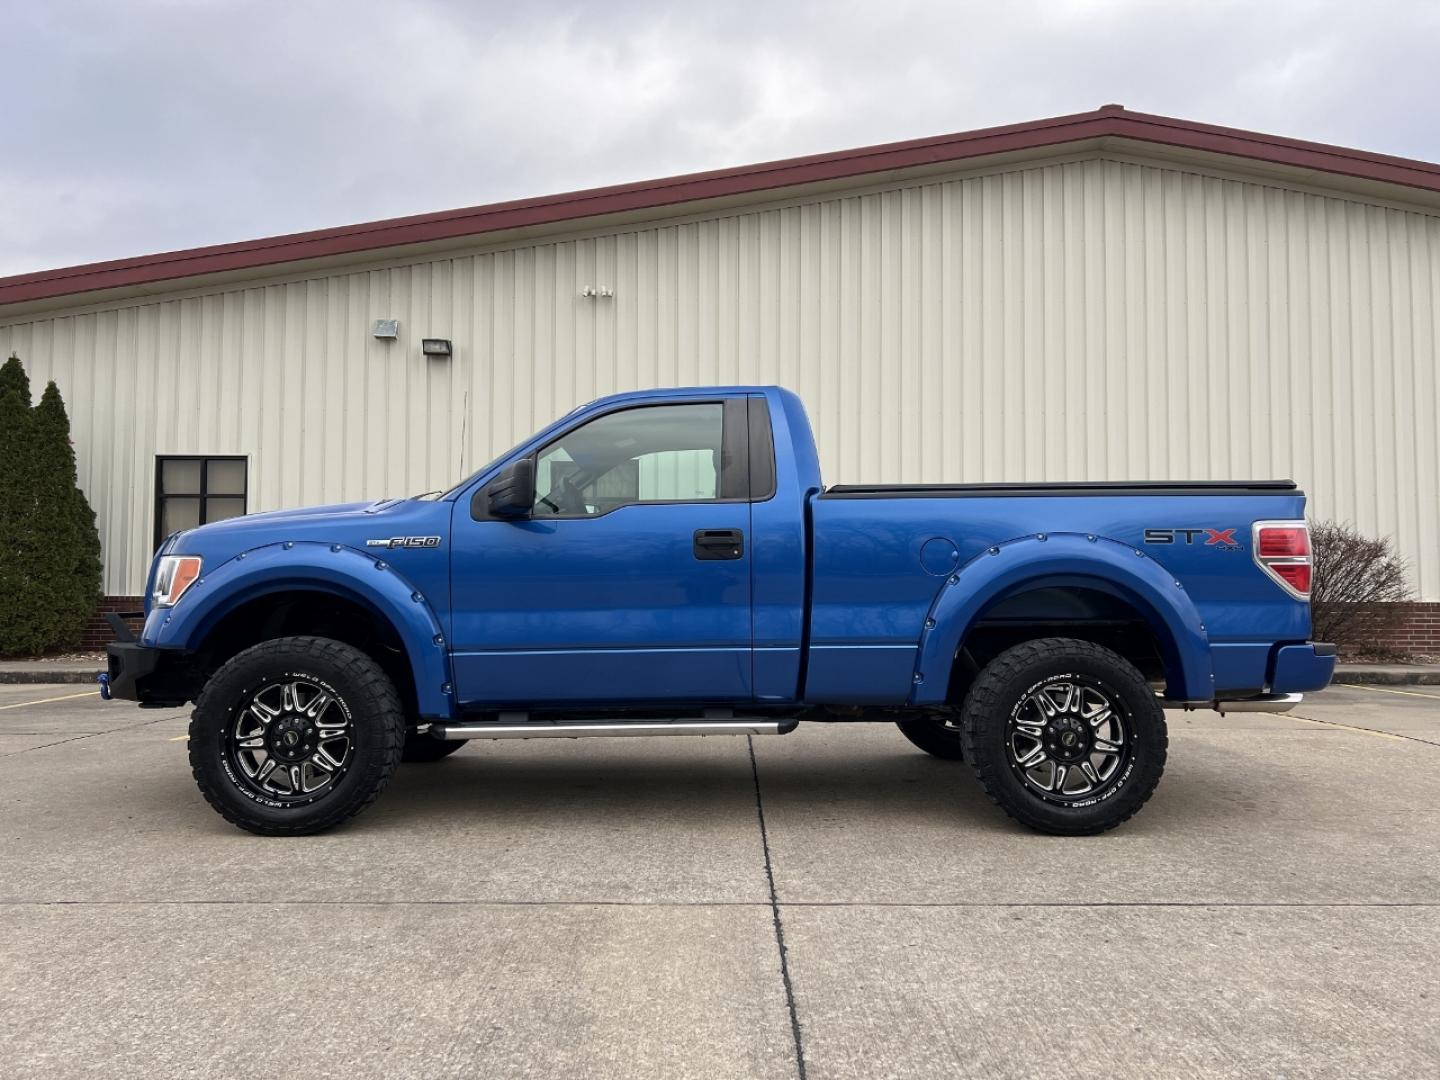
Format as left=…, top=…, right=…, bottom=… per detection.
left=102, top=612, right=197, bottom=707
left=103, top=640, right=162, bottom=702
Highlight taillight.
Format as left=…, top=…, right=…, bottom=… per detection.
left=1258, top=527, right=1310, bottom=558
left=1253, top=521, right=1312, bottom=600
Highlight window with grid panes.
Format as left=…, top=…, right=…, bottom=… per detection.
left=154, top=456, right=247, bottom=548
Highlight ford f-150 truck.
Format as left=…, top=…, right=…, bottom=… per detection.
left=102, top=386, right=1335, bottom=836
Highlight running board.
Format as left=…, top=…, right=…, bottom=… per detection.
left=1214, top=693, right=1303, bottom=714
left=1162, top=693, right=1303, bottom=715
left=430, top=717, right=797, bottom=741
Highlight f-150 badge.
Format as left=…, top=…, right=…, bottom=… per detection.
left=365, top=536, right=442, bottom=549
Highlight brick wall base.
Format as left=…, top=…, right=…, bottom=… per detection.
left=80, top=597, right=145, bottom=651
left=1356, top=601, right=1440, bottom=659
left=80, top=597, right=1440, bottom=661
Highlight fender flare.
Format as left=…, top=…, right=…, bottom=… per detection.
left=909, top=532, right=1213, bottom=703
left=145, top=541, right=453, bottom=719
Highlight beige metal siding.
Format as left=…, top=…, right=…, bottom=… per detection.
left=4, top=157, right=1439, bottom=598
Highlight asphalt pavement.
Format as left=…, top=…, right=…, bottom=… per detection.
left=1, top=682, right=1437, bottom=1078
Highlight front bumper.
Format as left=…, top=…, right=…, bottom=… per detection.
left=104, top=640, right=199, bottom=707
left=103, top=641, right=161, bottom=702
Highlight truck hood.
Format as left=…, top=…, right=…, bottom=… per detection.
left=162, top=498, right=451, bottom=565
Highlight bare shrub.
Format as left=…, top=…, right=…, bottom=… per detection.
left=1308, top=520, right=1413, bottom=654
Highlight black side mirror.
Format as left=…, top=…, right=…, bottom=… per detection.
left=483, top=458, right=536, bottom=519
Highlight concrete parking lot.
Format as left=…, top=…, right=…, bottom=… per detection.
left=2, top=682, right=1437, bottom=1079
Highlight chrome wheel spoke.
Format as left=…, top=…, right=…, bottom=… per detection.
left=304, top=690, right=332, bottom=721
left=1093, top=737, right=1121, bottom=754
left=1016, top=744, right=1047, bottom=769
left=1051, top=764, right=1069, bottom=792
left=1063, top=683, right=1082, bottom=712
left=313, top=742, right=345, bottom=769
left=248, top=700, right=278, bottom=726
left=1080, top=760, right=1101, bottom=787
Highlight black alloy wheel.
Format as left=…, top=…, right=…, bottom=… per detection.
left=960, top=637, right=1167, bottom=835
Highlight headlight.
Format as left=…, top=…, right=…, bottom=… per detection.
left=152, top=555, right=203, bottom=608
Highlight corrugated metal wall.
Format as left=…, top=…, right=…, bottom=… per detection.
left=4, top=156, right=1439, bottom=598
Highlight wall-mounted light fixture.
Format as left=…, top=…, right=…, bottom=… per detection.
left=421, top=338, right=453, bottom=358
left=373, top=318, right=399, bottom=339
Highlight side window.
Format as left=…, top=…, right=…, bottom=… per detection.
left=534, top=403, right=725, bottom=517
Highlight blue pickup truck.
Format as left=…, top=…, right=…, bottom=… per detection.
left=104, top=386, right=1334, bottom=836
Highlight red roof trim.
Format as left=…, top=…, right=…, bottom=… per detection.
left=6, top=105, right=1440, bottom=308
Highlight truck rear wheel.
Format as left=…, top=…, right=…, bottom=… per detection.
left=895, top=716, right=965, bottom=760
left=960, top=638, right=1167, bottom=835
left=188, top=636, right=405, bottom=836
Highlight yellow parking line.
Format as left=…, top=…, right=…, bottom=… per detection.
left=1287, top=714, right=1409, bottom=742
left=169, top=734, right=189, bottom=741
left=0, top=690, right=99, bottom=711
left=1339, top=683, right=1440, bottom=701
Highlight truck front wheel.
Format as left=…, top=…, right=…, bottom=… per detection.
left=960, top=638, right=1167, bottom=835
left=188, top=636, right=405, bottom=836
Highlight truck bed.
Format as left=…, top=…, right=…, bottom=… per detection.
left=805, top=483, right=1311, bottom=705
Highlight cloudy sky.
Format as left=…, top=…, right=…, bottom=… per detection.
left=3, top=0, right=1437, bottom=277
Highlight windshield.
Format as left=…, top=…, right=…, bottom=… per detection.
left=437, top=401, right=591, bottom=501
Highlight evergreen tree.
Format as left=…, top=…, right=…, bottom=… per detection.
left=34, top=381, right=104, bottom=649
left=0, top=354, right=43, bottom=654
left=0, top=357, right=104, bottom=655
left=0, top=352, right=29, bottom=401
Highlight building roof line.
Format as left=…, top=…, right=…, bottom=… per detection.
left=5, top=105, right=1440, bottom=309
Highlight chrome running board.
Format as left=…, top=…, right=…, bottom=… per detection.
left=430, top=717, right=796, bottom=741
left=1213, top=693, right=1303, bottom=714
left=1162, top=693, right=1303, bottom=715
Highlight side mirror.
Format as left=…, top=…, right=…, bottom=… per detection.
left=483, top=458, right=536, bottom=519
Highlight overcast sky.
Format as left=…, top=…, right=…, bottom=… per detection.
left=4, top=0, right=1437, bottom=277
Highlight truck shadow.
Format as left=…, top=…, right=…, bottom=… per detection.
left=358, top=737, right=1237, bottom=835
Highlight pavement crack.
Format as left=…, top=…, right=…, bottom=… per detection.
left=4, top=899, right=1437, bottom=909
left=0, top=713, right=180, bottom=757
left=748, top=734, right=808, bottom=1080
left=1289, top=712, right=1440, bottom=748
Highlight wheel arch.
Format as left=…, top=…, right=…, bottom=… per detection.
left=153, top=542, right=453, bottom=720
left=910, top=533, right=1213, bottom=704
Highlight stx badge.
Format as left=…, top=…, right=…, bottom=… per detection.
left=365, top=536, right=442, bottom=549
left=1143, top=528, right=1239, bottom=548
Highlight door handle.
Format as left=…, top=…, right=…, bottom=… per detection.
left=693, top=528, right=744, bottom=561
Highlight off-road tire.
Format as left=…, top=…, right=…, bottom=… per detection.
left=402, top=730, right=466, bottom=763
left=188, top=636, right=405, bottom=836
left=960, top=637, right=1167, bottom=836
left=896, top=716, right=965, bottom=760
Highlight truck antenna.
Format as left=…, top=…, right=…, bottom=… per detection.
left=458, top=389, right=469, bottom=476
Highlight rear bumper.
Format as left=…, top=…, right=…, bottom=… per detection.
left=1271, top=642, right=1336, bottom=694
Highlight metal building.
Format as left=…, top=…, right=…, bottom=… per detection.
left=2, top=106, right=1438, bottom=638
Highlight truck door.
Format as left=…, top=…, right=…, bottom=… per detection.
left=449, top=398, right=754, bottom=707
